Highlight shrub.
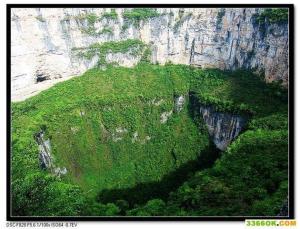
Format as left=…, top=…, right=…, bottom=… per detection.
left=254, top=8, right=289, bottom=24
left=123, top=8, right=159, bottom=26
left=73, top=39, right=148, bottom=67
left=35, top=15, right=46, bottom=22
left=101, top=9, right=118, bottom=20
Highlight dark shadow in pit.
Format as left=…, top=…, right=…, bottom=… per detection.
left=97, top=142, right=221, bottom=207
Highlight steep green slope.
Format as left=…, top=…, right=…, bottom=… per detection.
left=128, top=128, right=288, bottom=216
left=11, top=63, right=288, bottom=216
left=190, top=69, right=287, bottom=115
left=127, top=69, right=289, bottom=217
left=12, top=64, right=210, bottom=215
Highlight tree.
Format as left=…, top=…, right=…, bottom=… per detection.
left=12, top=171, right=85, bottom=216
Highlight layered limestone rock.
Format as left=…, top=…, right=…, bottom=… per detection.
left=11, top=8, right=289, bottom=101
left=199, top=105, right=246, bottom=151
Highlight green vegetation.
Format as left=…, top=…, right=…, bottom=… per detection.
left=190, top=69, right=287, bottom=116
left=66, top=10, right=119, bottom=36
left=75, top=13, right=97, bottom=23
left=126, top=67, right=288, bottom=217
left=254, top=8, right=289, bottom=24
left=35, top=15, right=46, bottom=23
left=101, top=9, right=118, bottom=20
left=98, top=26, right=113, bottom=35
left=75, top=12, right=100, bottom=23
left=75, top=13, right=99, bottom=36
left=121, top=23, right=129, bottom=32
left=216, top=9, right=225, bottom=29
left=72, top=39, right=148, bottom=67
left=79, top=27, right=97, bottom=36
left=11, top=61, right=288, bottom=216
left=12, top=63, right=208, bottom=215
left=12, top=171, right=85, bottom=216
left=129, top=129, right=287, bottom=216
left=75, top=12, right=116, bottom=36
left=63, top=10, right=118, bottom=24
left=123, top=8, right=160, bottom=26
left=86, top=13, right=98, bottom=24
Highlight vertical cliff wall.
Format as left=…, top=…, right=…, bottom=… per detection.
left=199, top=105, right=246, bottom=151
left=11, top=8, right=289, bottom=101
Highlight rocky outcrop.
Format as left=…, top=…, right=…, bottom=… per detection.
left=199, top=105, right=246, bottom=151
left=159, top=95, right=186, bottom=123
left=35, top=131, right=67, bottom=176
left=35, top=131, right=53, bottom=169
left=174, top=95, right=185, bottom=113
left=160, top=110, right=173, bottom=123
left=112, top=127, right=128, bottom=142
left=11, top=8, right=289, bottom=101
left=277, top=199, right=289, bottom=216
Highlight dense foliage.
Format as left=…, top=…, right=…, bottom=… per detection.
left=190, top=69, right=287, bottom=116
left=12, top=64, right=207, bottom=215
left=128, top=129, right=288, bottom=216
left=72, top=39, right=148, bottom=67
left=67, top=9, right=160, bottom=35
left=123, top=8, right=160, bottom=26
left=254, top=8, right=289, bottom=24
left=74, top=10, right=118, bottom=36
left=11, top=62, right=288, bottom=216
left=126, top=67, right=288, bottom=217
left=101, top=9, right=118, bottom=20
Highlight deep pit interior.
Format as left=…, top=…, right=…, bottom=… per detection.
left=12, top=63, right=288, bottom=216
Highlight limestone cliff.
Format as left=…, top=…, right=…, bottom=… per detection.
left=11, top=8, right=289, bottom=101
left=199, top=105, right=246, bottom=151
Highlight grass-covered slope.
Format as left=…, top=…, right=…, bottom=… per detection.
left=12, top=64, right=209, bottom=215
left=11, top=63, right=288, bottom=216
left=190, top=69, right=288, bottom=115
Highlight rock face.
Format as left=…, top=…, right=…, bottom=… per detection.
left=11, top=8, right=289, bottom=101
left=35, top=131, right=67, bottom=176
left=199, top=105, right=246, bottom=151
left=35, top=131, right=53, bottom=169
left=174, top=95, right=185, bottom=113
left=160, top=110, right=173, bottom=124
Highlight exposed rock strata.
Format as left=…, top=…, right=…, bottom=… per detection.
left=11, top=8, right=289, bottom=101
left=199, top=105, right=246, bottom=151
